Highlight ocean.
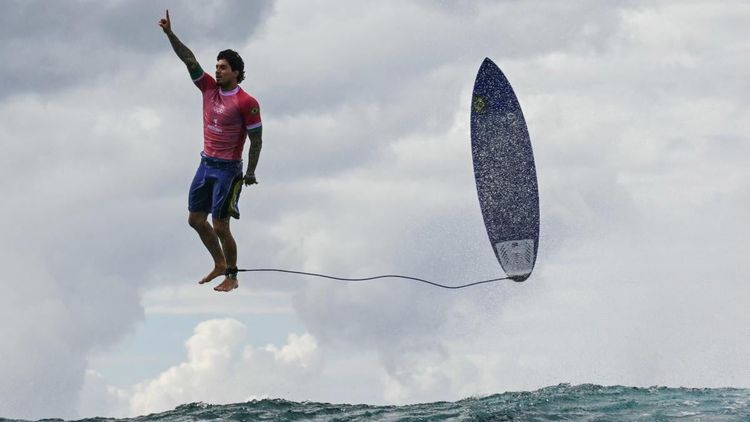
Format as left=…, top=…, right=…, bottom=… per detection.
left=3, top=384, right=748, bottom=421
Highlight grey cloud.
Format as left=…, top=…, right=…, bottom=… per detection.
left=255, top=2, right=625, bottom=117
left=0, top=0, right=273, bottom=99
left=246, top=1, right=627, bottom=184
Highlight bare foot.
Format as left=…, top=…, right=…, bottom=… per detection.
left=214, top=276, right=239, bottom=292
left=199, top=264, right=227, bottom=284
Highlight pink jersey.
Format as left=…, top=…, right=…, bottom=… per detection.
left=194, top=72, right=262, bottom=161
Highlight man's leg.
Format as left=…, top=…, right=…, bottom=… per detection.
left=212, top=217, right=239, bottom=291
left=188, top=211, right=227, bottom=284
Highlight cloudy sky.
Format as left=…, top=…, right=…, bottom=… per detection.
left=1, top=0, right=749, bottom=419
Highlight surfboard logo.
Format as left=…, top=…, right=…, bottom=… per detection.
left=472, top=96, right=486, bottom=113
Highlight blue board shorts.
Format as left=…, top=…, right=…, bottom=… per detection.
left=188, top=153, right=243, bottom=219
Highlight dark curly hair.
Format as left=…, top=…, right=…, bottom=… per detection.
left=217, top=49, right=245, bottom=84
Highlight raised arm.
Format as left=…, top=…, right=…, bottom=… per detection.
left=158, top=10, right=202, bottom=77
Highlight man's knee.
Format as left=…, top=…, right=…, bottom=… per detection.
left=212, top=218, right=231, bottom=238
left=188, top=213, right=208, bottom=230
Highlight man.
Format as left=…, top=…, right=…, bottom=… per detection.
left=159, top=10, right=262, bottom=292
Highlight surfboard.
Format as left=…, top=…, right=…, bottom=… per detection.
left=470, top=58, right=539, bottom=282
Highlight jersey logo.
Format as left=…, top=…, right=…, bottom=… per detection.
left=250, top=107, right=260, bottom=115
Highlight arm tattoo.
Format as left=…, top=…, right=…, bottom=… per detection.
left=166, top=31, right=200, bottom=73
left=247, top=135, right=263, bottom=174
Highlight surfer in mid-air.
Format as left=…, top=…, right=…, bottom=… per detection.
left=159, top=10, right=263, bottom=292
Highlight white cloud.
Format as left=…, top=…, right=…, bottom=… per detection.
left=82, top=319, right=324, bottom=416
left=264, top=332, right=320, bottom=368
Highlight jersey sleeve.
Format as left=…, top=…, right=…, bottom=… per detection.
left=193, top=70, right=217, bottom=92
left=242, top=95, right=262, bottom=133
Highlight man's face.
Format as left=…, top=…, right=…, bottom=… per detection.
left=215, top=59, right=238, bottom=86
